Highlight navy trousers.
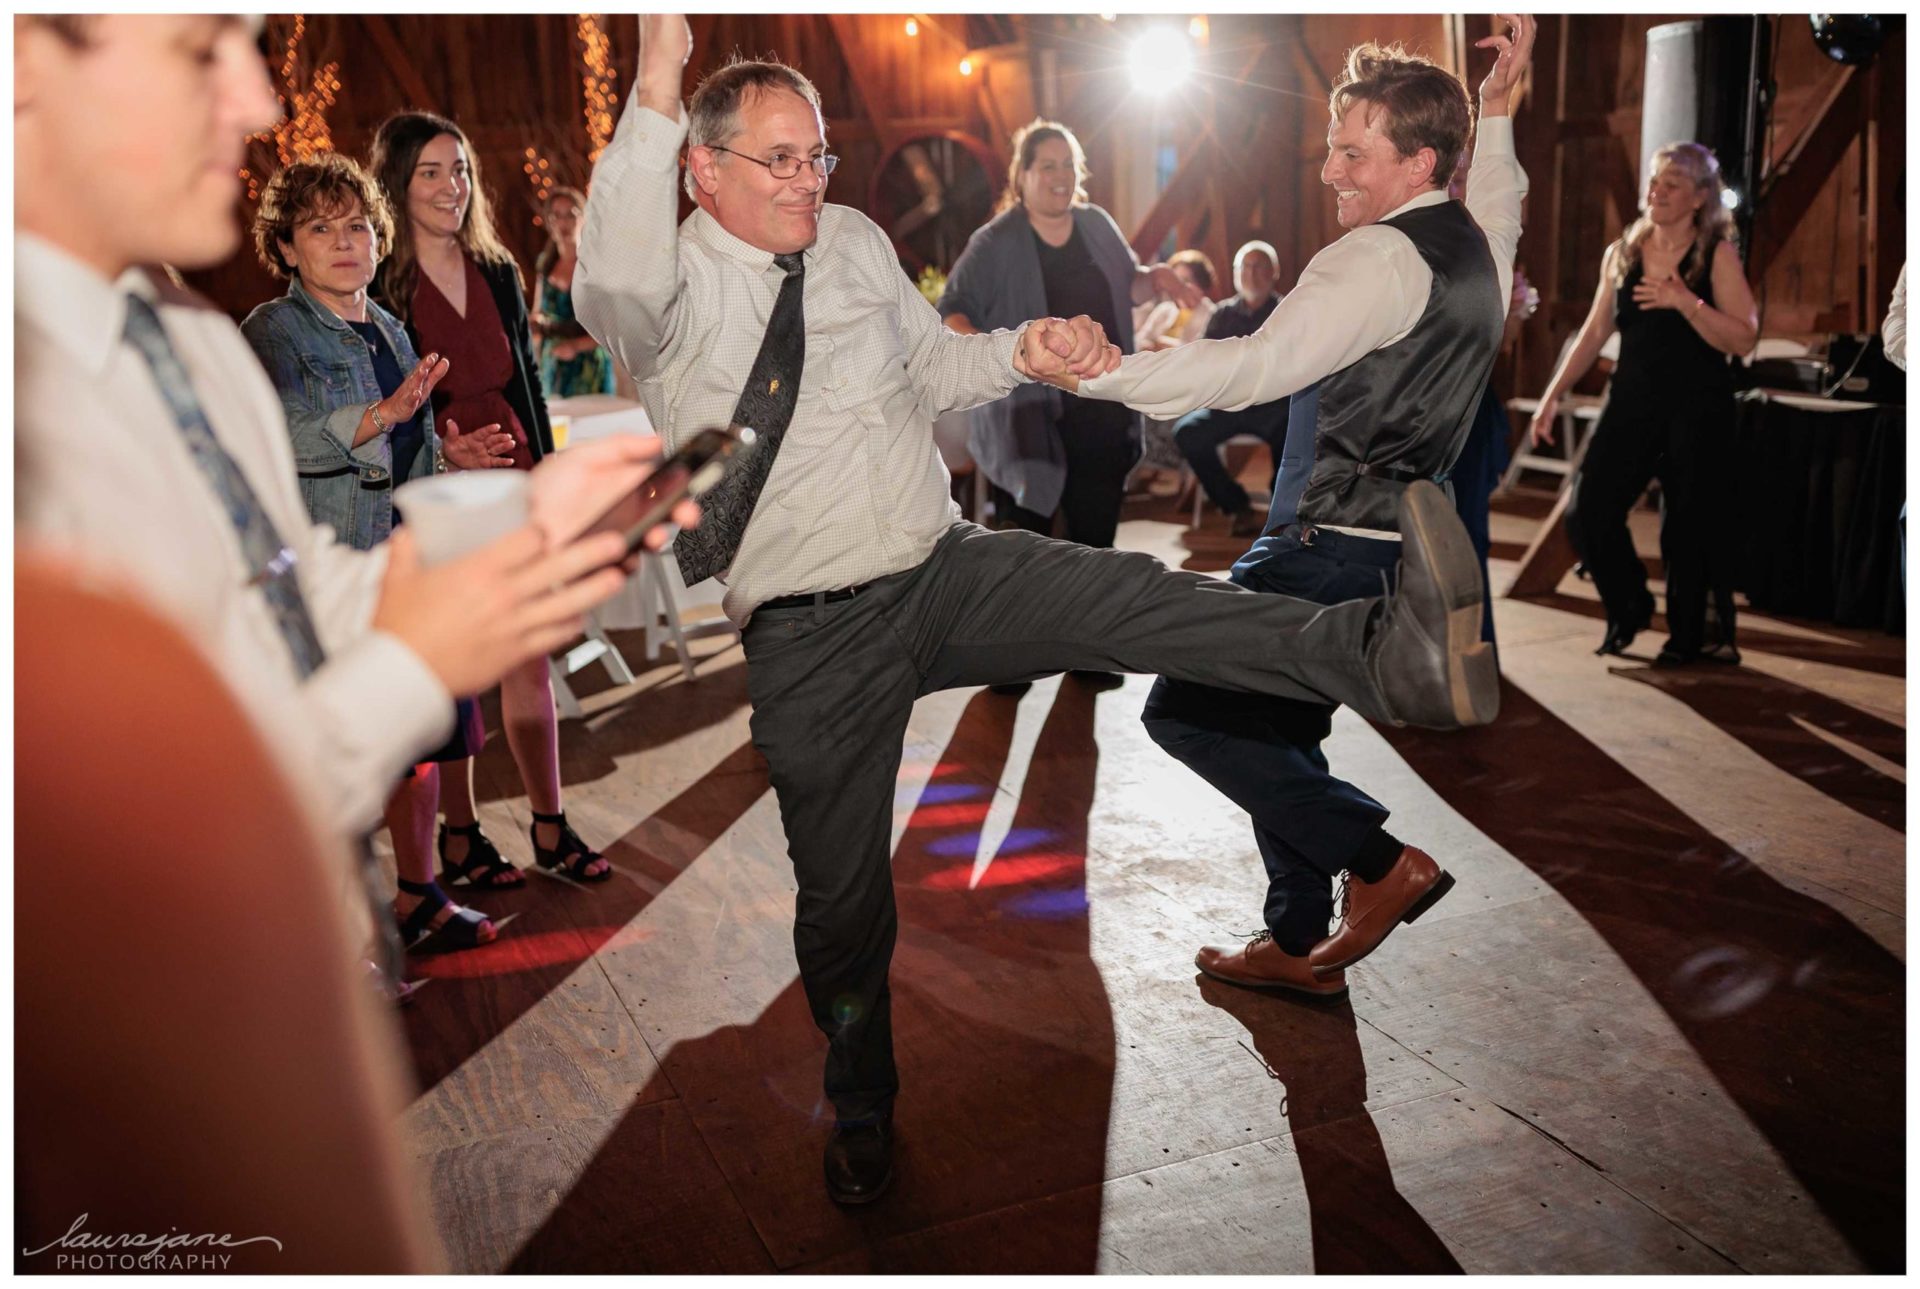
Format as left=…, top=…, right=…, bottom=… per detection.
left=1173, top=401, right=1290, bottom=516
left=1141, top=525, right=1404, bottom=955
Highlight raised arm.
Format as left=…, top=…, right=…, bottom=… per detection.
left=573, top=15, right=693, bottom=390
left=1466, top=14, right=1535, bottom=304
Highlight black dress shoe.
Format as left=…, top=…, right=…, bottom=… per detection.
left=1595, top=601, right=1654, bottom=656
left=1068, top=669, right=1125, bottom=691
left=824, top=1117, right=893, bottom=1205
left=988, top=680, right=1032, bottom=697
left=1364, top=481, right=1499, bottom=729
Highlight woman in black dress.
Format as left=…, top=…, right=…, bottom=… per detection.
left=1528, top=141, right=1759, bottom=664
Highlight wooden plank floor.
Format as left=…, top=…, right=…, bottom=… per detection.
left=387, top=482, right=1905, bottom=1274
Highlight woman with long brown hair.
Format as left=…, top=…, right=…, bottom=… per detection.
left=370, top=111, right=612, bottom=887
left=1529, top=141, right=1758, bottom=664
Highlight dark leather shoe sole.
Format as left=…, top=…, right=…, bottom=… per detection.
left=1310, top=870, right=1457, bottom=978
left=1195, top=957, right=1350, bottom=1003
left=1395, top=482, right=1500, bottom=728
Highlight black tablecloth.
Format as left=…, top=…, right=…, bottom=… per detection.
left=1734, top=392, right=1905, bottom=634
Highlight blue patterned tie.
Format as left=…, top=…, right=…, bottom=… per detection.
left=121, top=293, right=327, bottom=679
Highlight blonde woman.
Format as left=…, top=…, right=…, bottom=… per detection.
left=1530, top=141, right=1758, bottom=663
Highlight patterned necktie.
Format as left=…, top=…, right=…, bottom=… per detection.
left=122, top=293, right=327, bottom=679
left=673, top=250, right=806, bottom=585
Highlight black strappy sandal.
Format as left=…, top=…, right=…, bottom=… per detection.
left=438, top=821, right=526, bottom=888
left=395, top=876, right=496, bottom=953
left=530, top=810, right=613, bottom=883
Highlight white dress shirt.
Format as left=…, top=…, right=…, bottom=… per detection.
left=15, top=234, right=454, bottom=835
left=574, top=95, right=1031, bottom=626
left=1884, top=263, right=1906, bottom=371
left=1081, top=117, right=1526, bottom=417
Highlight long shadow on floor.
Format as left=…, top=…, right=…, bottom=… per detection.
left=511, top=682, right=1116, bottom=1272
left=1515, top=590, right=1905, bottom=677
left=401, top=741, right=769, bottom=1095
left=1615, top=662, right=1904, bottom=833
left=1377, top=680, right=1905, bottom=1272
left=1196, top=979, right=1464, bottom=1274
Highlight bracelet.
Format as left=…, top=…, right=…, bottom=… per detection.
left=367, top=399, right=391, bottom=434
left=1691, top=296, right=1707, bottom=319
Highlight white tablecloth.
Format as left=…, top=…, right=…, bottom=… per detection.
left=546, top=395, right=728, bottom=633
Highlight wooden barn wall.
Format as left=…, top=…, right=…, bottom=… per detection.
left=188, top=12, right=1902, bottom=407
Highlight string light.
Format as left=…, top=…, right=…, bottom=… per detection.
left=523, top=144, right=558, bottom=222
left=577, top=14, right=619, bottom=164
left=243, top=15, right=341, bottom=201
left=1188, top=15, right=1210, bottom=45
left=904, top=18, right=919, bottom=37
left=957, top=56, right=974, bottom=76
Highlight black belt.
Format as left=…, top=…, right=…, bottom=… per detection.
left=755, top=583, right=874, bottom=613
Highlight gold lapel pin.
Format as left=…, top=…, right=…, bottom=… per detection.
left=769, top=378, right=781, bottom=394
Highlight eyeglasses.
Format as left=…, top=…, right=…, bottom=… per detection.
left=707, top=145, right=838, bottom=181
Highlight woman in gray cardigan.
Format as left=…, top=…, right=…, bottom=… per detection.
left=939, top=119, right=1201, bottom=550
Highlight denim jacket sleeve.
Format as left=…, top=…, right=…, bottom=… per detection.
left=239, top=306, right=368, bottom=475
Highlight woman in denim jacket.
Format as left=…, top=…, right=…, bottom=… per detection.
left=242, top=153, right=515, bottom=956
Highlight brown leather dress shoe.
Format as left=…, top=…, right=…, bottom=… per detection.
left=1309, top=846, right=1455, bottom=979
left=1195, top=930, right=1348, bottom=1001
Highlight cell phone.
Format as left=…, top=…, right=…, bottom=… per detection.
left=591, top=426, right=757, bottom=557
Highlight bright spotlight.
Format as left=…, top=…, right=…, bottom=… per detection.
left=1129, top=28, right=1193, bottom=94
left=1722, top=186, right=1741, bottom=210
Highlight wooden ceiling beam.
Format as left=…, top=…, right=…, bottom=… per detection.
left=1750, top=65, right=1864, bottom=278
left=359, top=15, right=436, bottom=112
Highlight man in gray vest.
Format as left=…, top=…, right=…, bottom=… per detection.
left=578, top=14, right=1505, bottom=1204
left=1055, top=17, right=1536, bottom=1000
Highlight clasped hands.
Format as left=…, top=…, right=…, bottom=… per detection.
left=1013, top=314, right=1122, bottom=393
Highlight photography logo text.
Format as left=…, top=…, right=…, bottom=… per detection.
left=23, top=1214, right=283, bottom=1271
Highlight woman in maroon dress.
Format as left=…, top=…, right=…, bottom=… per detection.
left=371, top=111, right=611, bottom=886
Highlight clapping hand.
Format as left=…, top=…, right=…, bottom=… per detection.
left=440, top=418, right=518, bottom=470
left=376, top=352, right=448, bottom=430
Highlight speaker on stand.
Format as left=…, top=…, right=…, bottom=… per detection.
left=1641, top=17, right=1773, bottom=252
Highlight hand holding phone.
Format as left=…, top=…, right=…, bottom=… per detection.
left=585, top=427, right=757, bottom=558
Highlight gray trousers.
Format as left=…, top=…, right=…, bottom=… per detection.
left=740, top=521, right=1383, bottom=1122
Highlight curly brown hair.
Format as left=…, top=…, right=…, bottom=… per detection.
left=1328, top=42, right=1473, bottom=193
left=251, top=153, right=396, bottom=281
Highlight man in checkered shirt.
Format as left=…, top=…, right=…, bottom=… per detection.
left=576, top=14, right=1497, bottom=1207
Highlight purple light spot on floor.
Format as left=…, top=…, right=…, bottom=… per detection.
left=913, top=782, right=989, bottom=805
left=1003, top=888, right=1090, bottom=919
left=926, top=826, right=1058, bottom=857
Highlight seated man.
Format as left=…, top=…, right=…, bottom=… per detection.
left=1173, top=239, right=1292, bottom=536
left=575, top=14, right=1498, bottom=1207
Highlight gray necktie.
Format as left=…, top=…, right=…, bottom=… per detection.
left=121, top=293, right=327, bottom=678
left=674, top=250, right=806, bottom=585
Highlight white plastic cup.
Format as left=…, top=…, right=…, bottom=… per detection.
left=393, top=472, right=530, bottom=566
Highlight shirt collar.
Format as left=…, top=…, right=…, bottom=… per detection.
left=1378, top=187, right=1451, bottom=225
left=689, top=206, right=817, bottom=276
left=15, top=232, right=156, bottom=376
